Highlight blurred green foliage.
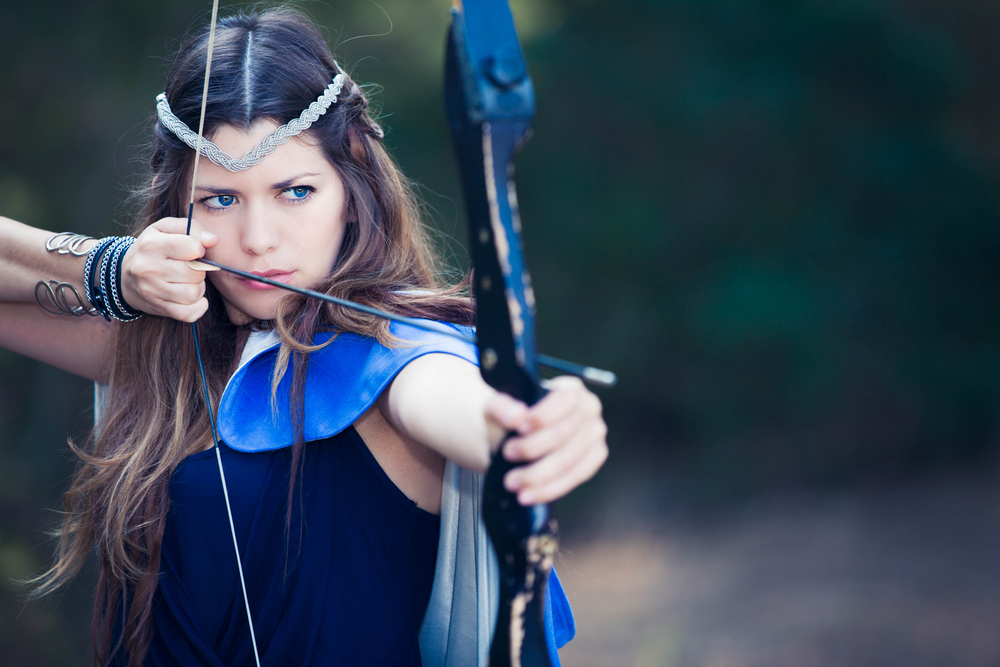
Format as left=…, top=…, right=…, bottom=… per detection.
left=2, top=0, right=1000, bottom=662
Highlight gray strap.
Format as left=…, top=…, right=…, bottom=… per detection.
left=419, top=460, right=500, bottom=667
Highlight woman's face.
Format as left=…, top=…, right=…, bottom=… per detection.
left=190, top=121, right=347, bottom=324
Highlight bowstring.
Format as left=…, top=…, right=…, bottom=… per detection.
left=185, top=2, right=262, bottom=664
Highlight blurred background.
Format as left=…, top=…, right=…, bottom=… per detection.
left=2, top=0, right=1000, bottom=665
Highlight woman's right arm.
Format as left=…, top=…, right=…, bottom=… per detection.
left=0, top=215, right=217, bottom=382
left=0, top=216, right=114, bottom=381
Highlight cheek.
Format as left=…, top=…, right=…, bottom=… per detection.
left=313, top=215, right=348, bottom=270
left=205, top=272, right=227, bottom=297
left=326, top=227, right=345, bottom=264
left=203, top=227, right=237, bottom=260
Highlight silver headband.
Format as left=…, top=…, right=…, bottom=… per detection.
left=155, top=73, right=347, bottom=172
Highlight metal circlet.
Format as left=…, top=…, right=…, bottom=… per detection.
left=156, top=73, right=346, bottom=173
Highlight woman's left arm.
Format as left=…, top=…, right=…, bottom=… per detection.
left=378, top=353, right=608, bottom=505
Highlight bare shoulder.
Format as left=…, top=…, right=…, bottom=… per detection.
left=353, top=402, right=446, bottom=515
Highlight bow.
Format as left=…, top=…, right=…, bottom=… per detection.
left=179, top=3, right=614, bottom=666
left=444, top=1, right=557, bottom=664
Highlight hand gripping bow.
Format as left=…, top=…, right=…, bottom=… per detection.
left=445, top=2, right=561, bottom=665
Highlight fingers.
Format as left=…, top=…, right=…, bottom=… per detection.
left=484, top=391, right=530, bottom=433
left=120, top=217, right=218, bottom=322
left=144, top=217, right=217, bottom=261
left=490, top=376, right=609, bottom=506
left=506, top=435, right=608, bottom=505
left=503, top=376, right=600, bottom=460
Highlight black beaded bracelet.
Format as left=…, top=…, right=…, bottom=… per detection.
left=105, top=238, right=143, bottom=321
left=84, top=236, right=143, bottom=322
left=83, top=236, right=119, bottom=322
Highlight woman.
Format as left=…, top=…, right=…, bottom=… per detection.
left=0, top=8, right=607, bottom=667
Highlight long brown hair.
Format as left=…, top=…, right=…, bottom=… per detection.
left=30, top=8, right=473, bottom=666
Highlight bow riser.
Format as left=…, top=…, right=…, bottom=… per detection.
left=445, top=9, right=540, bottom=406
left=445, top=3, right=556, bottom=666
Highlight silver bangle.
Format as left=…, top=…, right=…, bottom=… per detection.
left=35, top=279, right=100, bottom=317
left=45, top=232, right=95, bottom=257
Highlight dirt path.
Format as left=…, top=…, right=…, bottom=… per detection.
left=555, top=472, right=1000, bottom=667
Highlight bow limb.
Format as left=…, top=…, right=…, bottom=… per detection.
left=444, top=2, right=557, bottom=665
left=183, top=2, right=263, bottom=665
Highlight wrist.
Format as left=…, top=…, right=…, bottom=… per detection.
left=83, top=236, right=143, bottom=322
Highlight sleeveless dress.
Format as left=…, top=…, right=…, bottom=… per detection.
left=98, top=322, right=575, bottom=666
left=148, top=427, right=439, bottom=665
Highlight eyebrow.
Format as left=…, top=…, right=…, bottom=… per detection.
left=194, top=172, right=321, bottom=195
left=194, top=185, right=239, bottom=195
left=271, top=172, right=320, bottom=190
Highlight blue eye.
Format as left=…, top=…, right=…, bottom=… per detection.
left=281, top=185, right=315, bottom=201
left=204, top=194, right=236, bottom=209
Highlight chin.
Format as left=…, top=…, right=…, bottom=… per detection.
left=223, top=297, right=282, bottom=325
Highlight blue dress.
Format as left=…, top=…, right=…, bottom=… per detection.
left=106, top=322, right=574, bottom=665
left=149, top=427, right=440, bottom=665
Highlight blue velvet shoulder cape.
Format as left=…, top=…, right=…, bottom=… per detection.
left=205, top=321, right=575, bottom=666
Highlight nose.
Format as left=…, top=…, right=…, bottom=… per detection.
left=239, top=200, right=278, bottom=256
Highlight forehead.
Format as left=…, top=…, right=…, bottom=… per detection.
left=196, top=120, right=333, bottom=185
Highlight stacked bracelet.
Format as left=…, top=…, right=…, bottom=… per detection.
left=84, top=236, right=144, bottom=322
left=105, top=238, right=144, bottom=321
left=83, top=237, right=117, bottom=320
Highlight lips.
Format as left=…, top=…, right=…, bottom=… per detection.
left=236, top=270, right=294, bottom=291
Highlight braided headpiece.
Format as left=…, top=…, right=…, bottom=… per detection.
left=156, top=73, right=347, bottom=172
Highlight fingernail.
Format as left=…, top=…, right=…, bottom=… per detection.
left=502, top=442, right=515, bottom=461
left=518, top=491, right=535, bottom=506
left=504, top=472, right=521, bottom=491
left=505, top=403, right=525, bottom=426
left=200, top=231, right=217, bottom=240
